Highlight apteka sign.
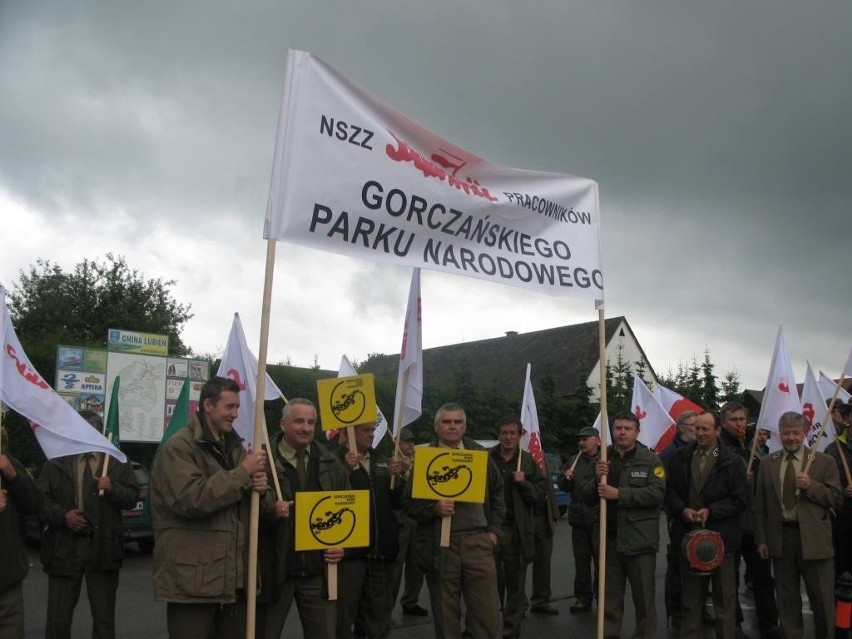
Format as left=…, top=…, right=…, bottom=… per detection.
left=264, top=51, right=603, bottom=300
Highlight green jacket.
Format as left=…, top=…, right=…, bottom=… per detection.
left=559, top=451, right=600, bottom=528
left=488, top=446, right=546, bottom=563
left=404, top=436, right=506, bottom=574
left=150, top=413, right=273, bottom=603
left=38, top=453, right=138, bottom=575
left=582, top=443, right=665, bottom=555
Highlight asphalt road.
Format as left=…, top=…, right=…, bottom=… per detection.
left=20, top=517, right=807, bottom=638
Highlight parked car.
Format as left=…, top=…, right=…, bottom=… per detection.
left=123, top=461, right=154, bottom=552
left=544, top=452, right=571, bottom=517
left=24, top=460, right=154, bottom=552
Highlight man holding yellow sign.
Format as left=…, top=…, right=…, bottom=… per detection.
left=259, top=399, right=349, bottom=639
left=405, top=403, right=505, bottom=639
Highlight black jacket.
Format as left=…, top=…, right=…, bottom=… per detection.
left=336, top=447, right=402, bottom=561
left=0, top=456, right=42, bottom=593
left=39, top=454, right=138, bottom=575
left=665, top=440, right=747, bottom=556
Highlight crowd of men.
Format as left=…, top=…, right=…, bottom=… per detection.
left=1, top=375, right=850, bottom=639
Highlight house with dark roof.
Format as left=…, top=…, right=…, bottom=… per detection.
left=362, top=315, right=658, bottom=400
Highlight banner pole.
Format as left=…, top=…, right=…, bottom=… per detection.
left=98, top=434, right=112, bottom=497
left=246, top=238, right=277, bottom=639
left=389, top=369, right=409, bottom=490
left=595, top=306, right=609, bottom=639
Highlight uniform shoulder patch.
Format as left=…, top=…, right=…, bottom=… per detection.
left=653, top=465, right=665, bottom=479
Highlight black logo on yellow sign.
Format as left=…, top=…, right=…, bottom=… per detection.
left=308, top=496, right=357, bottom=546
left=426, top=452, right=473, bottom=498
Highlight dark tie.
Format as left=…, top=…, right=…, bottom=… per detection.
left=783, top=453, right=797, bottom=511
left=295, top=449, right=308, bottom=488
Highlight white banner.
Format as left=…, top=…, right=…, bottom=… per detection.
left=265, top=50, right=603, bottom=300
left=0, top=285, right=125, bottom=461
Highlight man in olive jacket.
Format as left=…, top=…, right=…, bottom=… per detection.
left=591, top=412, right=665, bottom=639
left=405, top=402, right=506, bottom=639
left=38, top=410, right=139, bottom=639
left=0, top=428, right=42, bottom=637
left=150, top=377, right=269, bottom=639
left=558, top=425, right=600, bottom=614
left=755, top=411, right=842, bottom=639
left=489, top=415, right=546, bottom=638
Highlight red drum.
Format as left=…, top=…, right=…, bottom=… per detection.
left=682, top=528, right=724, bottom=575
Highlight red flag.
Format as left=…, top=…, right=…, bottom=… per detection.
left=632, top=373, right=675, bottom=451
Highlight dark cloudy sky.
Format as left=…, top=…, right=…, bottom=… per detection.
left=1, top=0, right=849, bottom=390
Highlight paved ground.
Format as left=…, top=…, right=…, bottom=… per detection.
left=20, top=517, right=810, bottom=637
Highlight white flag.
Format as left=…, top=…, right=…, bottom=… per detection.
left=631, top=373, right=676, bottom=451
left=0, top=285, right=125, bottom=461
left=392, top=268, right=423, bottom=437
left=520, top=363, right=546, bottom=472
left=818, top=370, right=852, bottom=404
left=844, top=349, right=852, bottom=378
left=264, top=50, right=603, bottom=300
left=337, top=354, right=389, bottom=443
left=755, top=326, right=801, bottom=440
left=216, top=313, right=284, bottom=448
left=801, top=363, right=834, bottom=452
left=655, top=383, right=704, bottom=422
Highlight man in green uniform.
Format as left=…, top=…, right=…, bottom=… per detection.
left=593, top=412, right=665, bottom=639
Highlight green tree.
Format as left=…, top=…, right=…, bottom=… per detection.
left=6, top=254, right=194, bottom=468
left=720, top=369, right=742, bottom=403
left=9, top=254, right=193, bottom=382
left=701, top=349, right=719, bottom=410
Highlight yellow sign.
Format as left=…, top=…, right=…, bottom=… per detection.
left=294, top=490, right=371, bottom=551
left=411, top=447, right=488, bottom=504
left=316, top=374, right=377, bottom=431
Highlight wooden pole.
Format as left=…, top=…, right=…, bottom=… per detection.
left=746, top=431, right=760, bottom=478
left=246, top=239, right=277, bottom=639
left=389, top=368, right=409, bottom=490
left=569, top=452, right=581, bottom=473
left=327, top=563, right=338, bottom=600
left=98, top=435, right=112, bottom=497
left=595, top=306, right=609, bottom=639
left=440, top=515, right=452, bottom=547
left=262, top=426, right=283, bottom=503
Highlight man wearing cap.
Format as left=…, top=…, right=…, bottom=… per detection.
left=755, top=411, right=842, bottom=639
left=489, top=415, right=546, bottom=637
left=665, top=410, right=746, bottom=638
left=592, top=412, right=665, bottom=639
left=391, top=428, right=428, bottom=617
left=558, top=425, right=600, bottom=614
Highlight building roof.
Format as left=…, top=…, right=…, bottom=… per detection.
left=362, top=315, right=653, bottom=398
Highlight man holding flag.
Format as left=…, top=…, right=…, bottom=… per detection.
left=37, top=409, right=139, bottom=639
left=149, top=376, right=270, bottom=639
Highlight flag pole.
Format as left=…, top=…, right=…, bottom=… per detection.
left=389, top=370, right=409, bottom=491
left=246, top=238, right=277, bottom=639
left=98, top=435, right=112, bottom=497
left=595, top=306, right=609, bottom=639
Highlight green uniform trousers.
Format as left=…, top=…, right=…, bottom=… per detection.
left=602, top=534, right=657, bottom=639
